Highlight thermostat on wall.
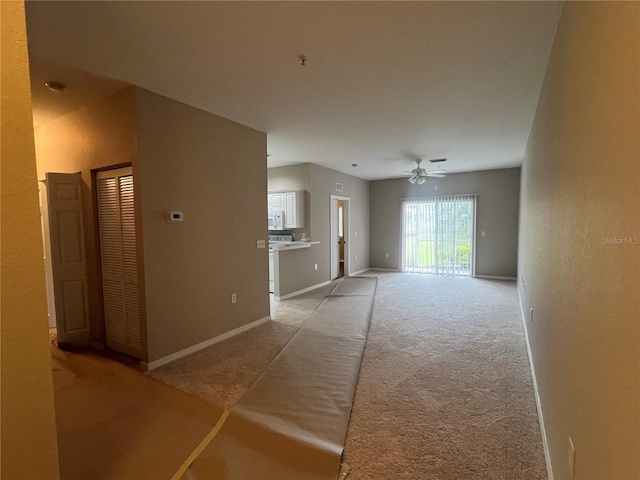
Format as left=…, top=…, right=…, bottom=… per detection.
left=167, top=211, right=184, bottom=223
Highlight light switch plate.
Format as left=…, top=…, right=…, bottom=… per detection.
left=257, top=240, right=266, bottom=249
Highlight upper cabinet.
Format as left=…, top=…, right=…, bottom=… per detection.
left=268, top=190, right=305, bottom=228
left=268, top=192, right=284, bottom=210
left=283, top=191, right=302, bottom=228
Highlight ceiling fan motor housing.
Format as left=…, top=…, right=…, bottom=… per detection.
left=407, top=158, right=447, bottom=182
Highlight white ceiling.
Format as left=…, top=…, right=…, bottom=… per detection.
left=25, top=1, right=561, bottom=181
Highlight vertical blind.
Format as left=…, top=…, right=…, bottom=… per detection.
left=401, top=195, right=476, bottom=276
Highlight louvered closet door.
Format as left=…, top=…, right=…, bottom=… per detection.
left=96, top=167, right=142, bottom=359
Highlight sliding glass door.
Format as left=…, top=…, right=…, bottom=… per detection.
left=402, top=195, right=476, bottom=276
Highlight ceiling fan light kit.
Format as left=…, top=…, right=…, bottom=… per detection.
left=406, top=158, right=448, bottom=184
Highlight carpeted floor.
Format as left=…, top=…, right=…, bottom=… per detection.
left=148, top=282, right=335, bottom=408
left=148, top=272, right=546, bottom=479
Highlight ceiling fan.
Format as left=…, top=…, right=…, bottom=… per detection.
left=405, top=159, right=448, bottom=184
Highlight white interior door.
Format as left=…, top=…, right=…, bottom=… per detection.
left=45, top=172, right=91, bottom=346
left=38, top=182, right=57, bottom=328
left=96, top=167, right=142, bottom=359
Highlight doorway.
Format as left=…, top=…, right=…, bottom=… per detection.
left=338, top=200, right=346, bottom=277
left=330, top=195, right=350, bottom=280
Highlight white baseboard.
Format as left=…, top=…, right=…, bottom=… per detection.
left=365, top=267, right=401, bottom=273
left=349, top=267, right=372, bottom=276
left=275, top=281, right=331, bottom=301
left=517, top=287, right=554, bottom=480
left=475, top=274, right=517, bottom=281
left=142, top=316, right=271, bottom=371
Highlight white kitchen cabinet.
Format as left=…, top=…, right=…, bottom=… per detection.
left=268, top=192, right=284, bottom=210
left=283, top=191, right=305, bottom=228
left=268, top=190, right=305, bottom=228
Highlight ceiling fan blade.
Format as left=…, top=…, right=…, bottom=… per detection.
left=406, top=157, right=437, bottom=184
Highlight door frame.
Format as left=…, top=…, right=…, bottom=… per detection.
left=330, top=195, right=350, bottom=280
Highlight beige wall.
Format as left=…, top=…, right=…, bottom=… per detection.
left=309, top=164, right=370, bottom=275
left=370, top=168, right=520, bottom=277
left=274, top=247, right=318, bottom=297
left=0, top=1, right=60, bottom=477
left=518, top=3, right=639, bottom=479
left=268, top=163, right=370, bottom=296
left=34, top=87, right=140, bottom=348
left=135, top=88, right=269, bottom=362
left=268, top=163, right=311, bottom=192
left=34, top=85, right=270, bottom=363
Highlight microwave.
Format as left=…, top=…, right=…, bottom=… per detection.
left=268, top=210, right=284, bottom=230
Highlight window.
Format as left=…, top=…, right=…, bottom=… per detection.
left=401, top=195, right=476, bottom=276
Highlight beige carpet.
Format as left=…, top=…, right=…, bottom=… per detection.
left=149, top=272, right=546, bottom=479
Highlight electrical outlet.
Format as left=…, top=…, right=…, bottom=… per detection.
left=568, top=437, right=575, bottom=479
left=481, top=231, right=486, bottom=236
left=257, top=240, right=265, bottom=249
left=314, top=263, right=318, bottom=270
left=355, top=255, right=358, bottom=261
left=385, top=252, right=389, bottom=258
left=231, top=293, right=237, bottom=304
left=530, top=307, right=534, bottom=322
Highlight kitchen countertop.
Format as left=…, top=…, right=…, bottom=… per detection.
left=269, top=241, right=321, bottom=251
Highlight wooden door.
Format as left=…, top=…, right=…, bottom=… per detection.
left=46, top=172, right=91, bottom=346
left=96, top=167, right=142, bottom=359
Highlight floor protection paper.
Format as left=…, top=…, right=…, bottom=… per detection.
left=51, top=345, right=224, bottom=480
left=183, top=276, right=378, bottom=480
